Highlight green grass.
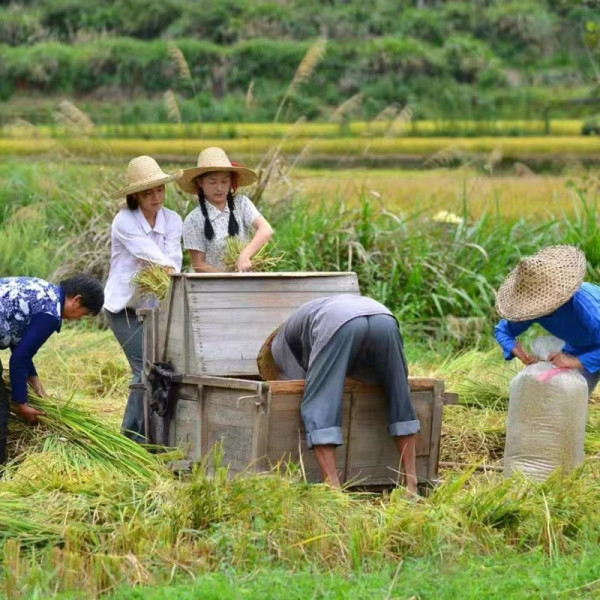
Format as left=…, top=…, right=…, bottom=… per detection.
left=105, top=551, right=600, bottom=600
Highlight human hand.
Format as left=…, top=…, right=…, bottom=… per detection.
left=512, top=343, right=538, bottom=365
left=236, top=253, right=252, bottom=272
left=27, top=376, right=47, bottom=398
left=162, top=266, right=175, bottom=275
left=15, top=402, right=44, bottom=424
left=548, top=352, right=583, bottom=370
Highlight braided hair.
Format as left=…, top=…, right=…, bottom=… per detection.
left=197, top=173, right=240, bottom=241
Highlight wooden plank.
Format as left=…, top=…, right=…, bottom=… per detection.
left=251, top=387, right=271, bottom=471
left=157, top=283, right=172, bottom=362
left=345, top=455, right=431, bottom=488
left=182, top=276, right=360, bottom=294
left=202, top=386, right=267, bottom=474
left=344, top=388, right=432, bottom=484
left=181, top=374, right=265, bottom=392
left=267, top=378, right=441, bottom=395
left=163, top=276, right=186, bottom=372
left=265, top=390, right=352, bottom=483
left=427, top=380, right=445, bottom=481
left=172, top=397, right=203, bottom=462
left=186, top=291, right=358, bottom=311
left=173, top=272, right=359, bottom=279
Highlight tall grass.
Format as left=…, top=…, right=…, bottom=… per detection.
left=2, top=156, right=600, bottom=349
left=269, top=195, right=565, bottom=341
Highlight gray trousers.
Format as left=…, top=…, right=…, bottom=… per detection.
left=105, top=308, right=145, bottom=443
left=302, top=314, right=420, bottom=449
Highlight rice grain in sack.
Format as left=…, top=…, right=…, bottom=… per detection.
left=504, top=337, right=588, bottom=482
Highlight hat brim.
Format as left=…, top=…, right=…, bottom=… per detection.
left=257, top=326, right=283, bottom=381
left=495, top=246, right=586, bottom=321
left=176, top=166, right=258, bottom=195
left=110, top=173, right=180, bottom=199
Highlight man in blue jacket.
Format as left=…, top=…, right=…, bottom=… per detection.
left=0, top=274, right=104, bottom=464
left=494, top=245, right=600, bottom=393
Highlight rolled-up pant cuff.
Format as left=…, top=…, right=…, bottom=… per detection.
left=306, top=426, right=344, bottom=449
left=389, top=420, right=420, bottom=437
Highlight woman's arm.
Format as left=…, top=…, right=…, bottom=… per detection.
left=189, top=250, right=220, bottom=273
left=237, top=216, right=274, bottom=272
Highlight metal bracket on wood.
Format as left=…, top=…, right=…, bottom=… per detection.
left=236, top=394, right=264, bottom=409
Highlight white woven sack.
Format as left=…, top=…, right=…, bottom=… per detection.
left=504, top=338, right=588, bottom=482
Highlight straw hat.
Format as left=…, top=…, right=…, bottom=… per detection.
left=177, top=147, right=258, bottom=194
left=257, top=326, right=283, bottom=381
left=495, top=245, right=586, bottom=322
left=111, top=156, right=180, bottom=199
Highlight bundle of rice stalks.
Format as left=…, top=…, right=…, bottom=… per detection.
left=440, top=405, right=506, bottom=466
left=5, top=386, right=169, bottom=480
left=131, top=264, right=171, bottom=301
left=223, top=238, right=284, bottom=272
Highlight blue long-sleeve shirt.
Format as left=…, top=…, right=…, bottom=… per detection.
left=0, top=278, right=64, bottom=403
left=495, top=282, right=600, bottom=373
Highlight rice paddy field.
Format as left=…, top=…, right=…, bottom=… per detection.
left=2, top=128, right=600, bottom=598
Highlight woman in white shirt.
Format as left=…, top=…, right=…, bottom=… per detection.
left=178, top=147, right=273, bottom=272
left=104, top=156, right=183, bottom=442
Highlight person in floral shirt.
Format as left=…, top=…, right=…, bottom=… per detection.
left=0, top=274, right=104, bottom=465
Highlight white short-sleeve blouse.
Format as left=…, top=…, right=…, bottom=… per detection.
left=183, top=194, right=261, bottom=271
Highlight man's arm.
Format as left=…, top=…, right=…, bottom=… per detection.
left=494, top=318, right=536, bottom=364
left=10, top=313, right=57, bottom=422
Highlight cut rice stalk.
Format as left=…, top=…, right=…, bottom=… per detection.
left=131, top=264, right=171, bottom=301
left=4, top=381, right=170, bottom=480
left=223, top=237, right=284, bottom=272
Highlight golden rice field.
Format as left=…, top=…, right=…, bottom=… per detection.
left=293, top=168, right=594, bottom=219
left=1, top=136, right=599, bottom=162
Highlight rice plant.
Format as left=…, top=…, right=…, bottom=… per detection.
left=131, top=264, right=171, bottom=301
left=222, top=237, right=285, bottom=272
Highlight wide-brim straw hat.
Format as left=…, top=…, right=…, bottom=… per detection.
left=177, top=147, right=258, bottom=194
left=111, top=155, right=180, bottom=199
left=257, top=326, right=283, bottom=381
left=495, top=245, right=586, bottom=322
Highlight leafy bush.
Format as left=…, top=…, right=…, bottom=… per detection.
left=0, top=8, right=44, bottom=45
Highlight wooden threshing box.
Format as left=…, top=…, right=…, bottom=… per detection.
left=140, top=272, right=450, bottom=487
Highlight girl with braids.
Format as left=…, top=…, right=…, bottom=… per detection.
left=179, top=147, right=273, bottom=272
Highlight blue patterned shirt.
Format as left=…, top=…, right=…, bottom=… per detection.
left=0, top=277, right=64, bottom=402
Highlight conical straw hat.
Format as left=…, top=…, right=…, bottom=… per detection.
left=177, top=147, right=258, bottom=194
left=111, top=156, right=180, bottom=199
left=495, top=245, right=586, bottom=322
left=257, top=326, right=283, bottom=381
